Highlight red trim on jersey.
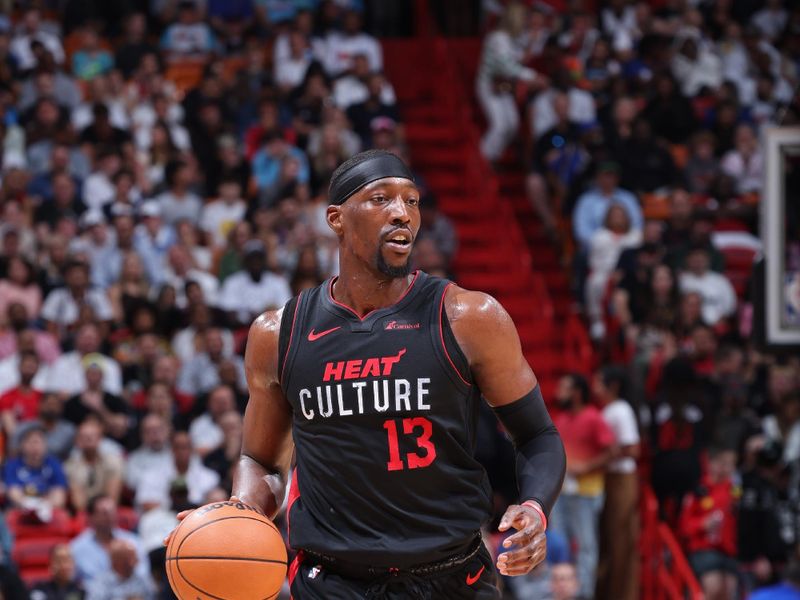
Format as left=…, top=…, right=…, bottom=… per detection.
left=326, top=270, right=420, bottom=321
left=286, top=470, right=302, bottom=599
left=280, top=292, right=302, bottom=385
left=439, top=283, right=472, bottom=387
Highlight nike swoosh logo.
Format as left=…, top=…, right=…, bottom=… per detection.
left=466, top=566, right=485, bottom=586
left=307, top=326, right=342, bottom=342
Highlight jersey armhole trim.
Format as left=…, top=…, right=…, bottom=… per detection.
left=439, top=282, right=472, bottom=388
left=279, top=292, right=302, bottom=386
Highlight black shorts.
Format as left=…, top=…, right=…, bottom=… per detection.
left=688, top=550, right=739, bottom=577
left=289, top=545, right=501, bottom=599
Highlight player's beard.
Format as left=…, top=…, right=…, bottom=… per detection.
left=376, top=249, right=411, bottom=278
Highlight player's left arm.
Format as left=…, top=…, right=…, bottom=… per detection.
left=446, top=286, right=566, bottom=576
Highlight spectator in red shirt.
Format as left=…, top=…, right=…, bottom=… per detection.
left=550, top=373, right=615, bottom=599
left=0, top=350, right=43, bottom=440
left=680, top=447, right=739, bottom=600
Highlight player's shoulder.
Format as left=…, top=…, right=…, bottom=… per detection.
left=443, top=284, right=512, bottom=329
left=246, top=307, right=285, bottom=355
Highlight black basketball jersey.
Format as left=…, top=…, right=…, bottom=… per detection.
left=278, top=271, right=492, bottom=568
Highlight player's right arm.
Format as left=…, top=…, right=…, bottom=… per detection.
left=232, top=309, right=294, bottom=519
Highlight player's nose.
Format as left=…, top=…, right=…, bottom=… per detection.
left=387, top=195, right=411, bottom=224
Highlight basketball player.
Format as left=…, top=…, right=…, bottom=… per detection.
left=174, top=150, right=566, bottom=598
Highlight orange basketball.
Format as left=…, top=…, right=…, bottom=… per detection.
left=166, top=500, right=288, bottom=600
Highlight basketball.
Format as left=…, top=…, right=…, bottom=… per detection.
left=166, top=500, right=287, bottom=600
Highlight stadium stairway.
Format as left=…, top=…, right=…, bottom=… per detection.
left=383, top=38, right=592, bottom=399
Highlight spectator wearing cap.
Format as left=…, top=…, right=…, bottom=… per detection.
left=218, top=239, right=291, bottom=328
left=346, top=72, right=402, bottom=149
left=188, top=383, right=236, bottom=457
left=160, top=1, right=218, bottom=63
left=551, top=373, right=615, bottom=599
left=30, top=543, right=86, bottom=600
left=65, top=417, right=124, bottom=512
left=152, top=160, right=203, bottom=227
left=323, top=10, right=382, bottom=77
left=572, top=161, right=642, bottom=249
left=177, top=327, right=246, bottom=397
left=679, top=244, right=736, bottom=326
left=13, top=392, right=76, bottom=461
left=70, top=495, right=149, bottom=585
left=3, top=425, right=68, bottom=511
left=132, top=201, right=177, bottom=281
left=200, top=177, right=247, bottom=249
left=40, top=260, right=113, bottom=338
left=0, top=349, right=42, bottom=439
left=135, top=430, right=219, bottom=511
left=45, top=322, right=123, bottom=396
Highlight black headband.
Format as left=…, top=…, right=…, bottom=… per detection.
left=328, top=153, right=414, bottom=205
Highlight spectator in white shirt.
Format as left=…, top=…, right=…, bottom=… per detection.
left=594, top=365, right=640, bottom=600
left=82, top=149, right=121, bottom=212
left=10, top=9, right=65, bottom=71
left=275, top=29, right=314, bottom=92
left=752, top=0, right=788, bottom=42
left=586, top=204, right=642, bottom=340
left=333, top=53, right=396, bottom=110
left=529, top=70, right=596, bottom=139
left=164, top=244, right=219, bottom=309
left=40, top=260, right=113, bottom=338
left=189, top=384, right=236, bottom=457
left=679, top=245, right=737, bottom=326
left=218, top=240, right=292, bottom=328
left=153, top=160, right=203, bottom=226
left=323, top=10, right=382, bottom=77
left=172, top=303, right=235, bottom=363
left=135, top=430, right=219, bottom=510
left=200, top=178, right=247, bottom=249
left=125, top=414, right=172, bottom=492
left=671, top=31, right=722, bottom=97
left=177, top=328, right=246, bottom=397
left=721, top=123, right=763, bottom=194
left=45, top=323, right=123, bottom=396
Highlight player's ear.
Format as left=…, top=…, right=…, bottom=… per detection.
left=326, top=204, right=344, bottom=236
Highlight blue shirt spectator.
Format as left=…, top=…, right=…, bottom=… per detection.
left=3, top=428, right=68, bottom=508
left=208, top=0, right=255, bottom=21
left=572, top=162, right=642, bottom=248
left=251, top=135, right=309, bottom=193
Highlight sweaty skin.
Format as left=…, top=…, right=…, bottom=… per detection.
left=166, top=177, right=547, bottom=576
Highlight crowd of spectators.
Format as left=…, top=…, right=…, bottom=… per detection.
left=476, top=0, right=800, bottom=599
left=0, top=1, right=456, bottom=599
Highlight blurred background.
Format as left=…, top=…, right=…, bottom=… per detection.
left=0, top=0, right=798, bottom=599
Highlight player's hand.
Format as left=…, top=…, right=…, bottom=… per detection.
left=496, top=502, right=546, bottom=576
left=163, top=496, right=247, bottom=547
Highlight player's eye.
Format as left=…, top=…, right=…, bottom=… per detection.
left=406, top=197, right=419, bottom=207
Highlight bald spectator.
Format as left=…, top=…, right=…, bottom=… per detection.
left=125, top=414, right=172, bottom=492
left=85, top=539, right=154, bottom=600
left=70, top=496, right=148, bottom=584
left=189, top=384, right=237, bottom=456
left=30, top=544, right=85, bottom=600
left=135, top=431, right=219, bottom=510
left=65, top=418, right=124, bottom=512
left=177, top=328, right=246, bottom=396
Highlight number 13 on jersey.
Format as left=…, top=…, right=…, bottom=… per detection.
left=383, top=417, right=437, bottom=471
